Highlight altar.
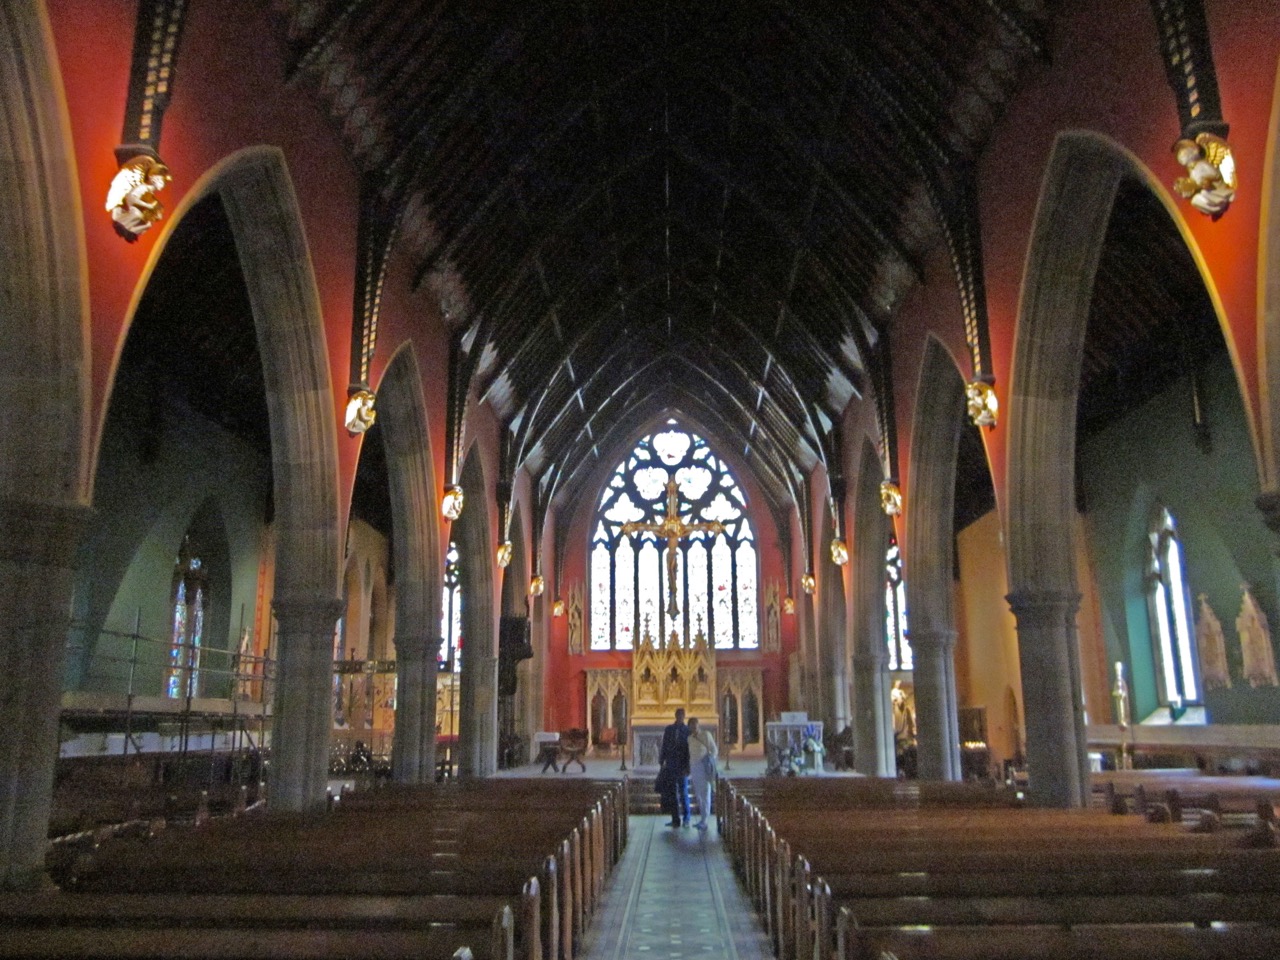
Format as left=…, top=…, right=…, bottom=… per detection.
left=628, top=623, right=716, bottom=769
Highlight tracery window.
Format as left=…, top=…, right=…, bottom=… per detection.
left=591, top=422, right=758, bottom=650
left=167, top=540, right=207, bottom=698
left=440, top=541, right=462, bottom=672
left=1148, top=508, right=1199, bottom=705
left=885, top=535, right=912, bottom=671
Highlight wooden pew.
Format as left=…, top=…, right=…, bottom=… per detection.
left=719, top=780, right=1280, bottom=960
left=22, top=780, right=625, bottom=960
left=0, top=891, right=521, bottom=960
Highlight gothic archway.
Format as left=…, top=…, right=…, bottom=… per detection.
left=153, top=148, right=341, bottom=811
left=905, top=337, right=966, bottom=781
left=375, top=345, right=441, bottom=784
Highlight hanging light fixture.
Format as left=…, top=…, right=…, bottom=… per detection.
left=496, top=540, right=513, bottom=568
left=829, top=537, right=849, bottom=566
left=965, top=377, right=998, bottom=429
left=782, top=596, right=796, bottom=615
left=879, top=480, right=903, bottom=517
left=553, top=598, right=566, bottom=617
left=441, top=484, right=465, bottom=521
left=800, top=572, right=816, bottom=595
left=344, top=387, right=378, bottom=434
left=529, top=574, right=546, bottom=597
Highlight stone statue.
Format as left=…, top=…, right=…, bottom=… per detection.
left=1237, top=585, right=1278, bottom=688
left=105, top=152, right=172, bottom=241
left=1196, top=593, right=1231, bottom=690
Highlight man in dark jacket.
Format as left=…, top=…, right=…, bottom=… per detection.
left=657, top=708, right=691, bottom=827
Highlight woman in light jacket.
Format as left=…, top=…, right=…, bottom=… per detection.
left=687, top=716, right=718, bottom=830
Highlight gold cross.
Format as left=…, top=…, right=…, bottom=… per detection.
left=621, top=479, right=724, bottom=617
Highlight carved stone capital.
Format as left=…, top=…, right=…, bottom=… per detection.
left=908, top=628, right=958, bottom=654
left=1005, top=589, right=1081, bottom=627
left=394, top=633, right=443, bottom=661
left=272, top=593, right=343, bottom=638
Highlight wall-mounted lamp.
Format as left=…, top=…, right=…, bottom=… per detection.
left=106, top=147, right=171, bottom=242
left=879, top=480, right=903, bottom=517
left=344, top=387, right=377, bottom=434
left=1173, top=133, right=1236, bottom=220
left=965, top=377, right=998, bottom=429
left=441, top=484, right=465, bottom=521
left=529, top=575, right=546, bottom=597
left=829, top=537, right=849, bottom=566
left=496, top=540, right=513, bottom=568
left=553, top=598, right=566, bottom=617
left=782, top=596, right=796, bottom=615
left=800, top=572, right=816, bottom=595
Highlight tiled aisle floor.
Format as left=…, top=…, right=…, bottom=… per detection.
left=579, top=815, right=774, bottom=960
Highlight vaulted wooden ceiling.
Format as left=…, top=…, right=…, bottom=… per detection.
left=273, top=0, right=1052, bottom=518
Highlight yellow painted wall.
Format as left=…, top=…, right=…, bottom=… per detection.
left=955, top=510, right=1023, bottom=769
left=955, top=510, right=1114, bottom=772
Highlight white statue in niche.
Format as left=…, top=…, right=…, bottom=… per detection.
left=1237, top=584, right=1278, bottom=688
left=1196, top=594, right=1231, bottom=690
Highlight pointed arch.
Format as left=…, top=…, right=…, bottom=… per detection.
left=375, top=344, right=442, bottom=782
left=454, top=447, right=497, bottom=777
left=904, top=336, right=966, bottom=781
left=130, top=147, right=343, bottom=810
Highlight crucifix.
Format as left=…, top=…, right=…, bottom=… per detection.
left=621, top=478, right=724, bottom=617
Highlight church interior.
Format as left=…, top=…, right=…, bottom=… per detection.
left=5, top=0, right=1280, bottom=955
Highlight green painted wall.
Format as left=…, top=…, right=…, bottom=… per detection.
left=68, top=372, right=270, bottom=700
left=1078, top=351, right=1280, bottom=725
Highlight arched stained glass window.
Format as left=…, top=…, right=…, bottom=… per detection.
left=591, top=422, right=758, bottom=650
left=167, top=539, right=207, bottom=699
left=440, top=541, right=462, bottom=673
left=886, top=535, right=912, bottom=671
left=1148, top=508, right=1199, bottom=705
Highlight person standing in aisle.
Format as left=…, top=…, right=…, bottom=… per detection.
left=687, top=716, right=718, bottom=830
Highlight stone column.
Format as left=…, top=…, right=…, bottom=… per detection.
left=0, top=499, right=88, bottom=888
left=799, top=595, right=818, bottom=717
left=912, top=629, right=961, bottom=781
left=268, top=594, right=342, bottom=811
left=824, top=627, right=850, bottom=732
left=1007, top=590, right=1088, bottom=808
left=459, top=654, right=498, bottom=778
left=851, top=652, right=894, bottom=775
left=392, top=634, right=440, bottom=783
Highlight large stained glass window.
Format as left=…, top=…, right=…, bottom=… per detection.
left=591, top=422, right=758, bottom=650
left=440, top=541, right=462, bottom=673
left=1148, top=508, right=1199, bottom=705
left=885, top=535, right=912, bottom=671
left=167, top=541, right=206, bottom=699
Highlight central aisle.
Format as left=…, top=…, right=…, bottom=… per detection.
left=579, top=814, right=774, bottom=960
